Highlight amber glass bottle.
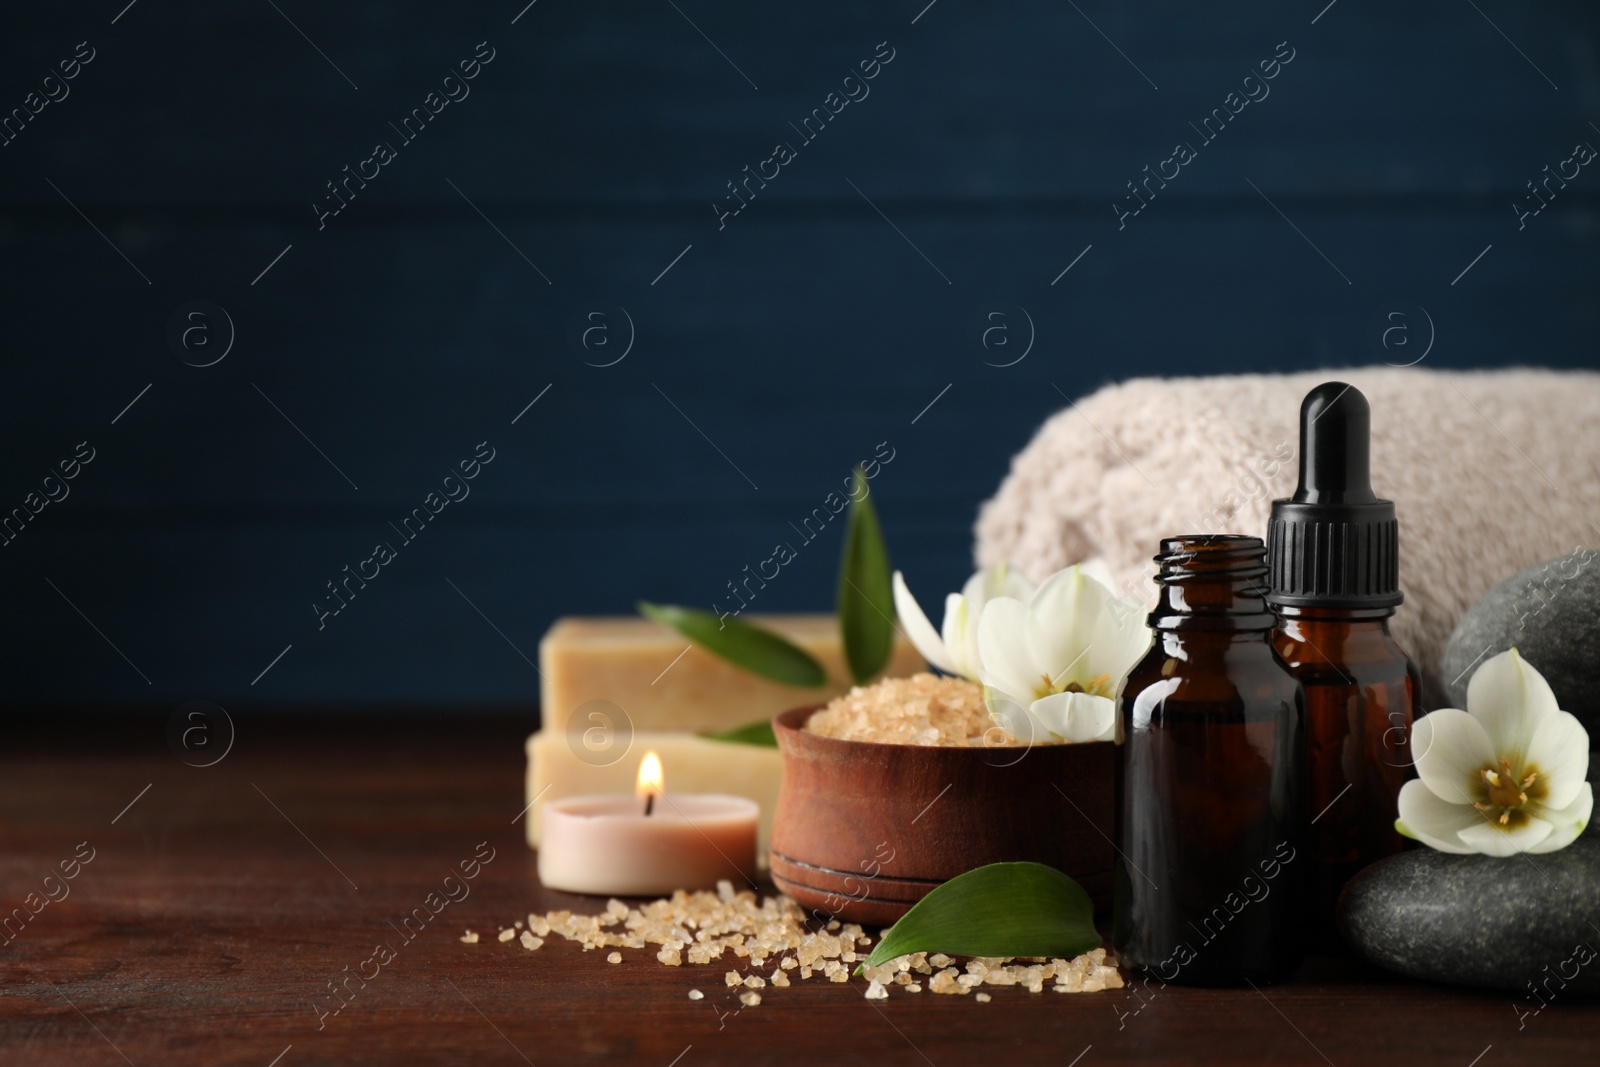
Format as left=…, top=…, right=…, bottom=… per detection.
left=1267, top=382, right=1419, bottom=941
left=1115, top=535, right=1307, bottom=986
left=1271, top=609, right=1418, bottom=930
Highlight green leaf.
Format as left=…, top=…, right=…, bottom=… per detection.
left=637, top=601, right=826, bottom=687
left=837, top=466, right=895, bottom=684
left=699, top=720, right=778, bottom=747
left=859, top=862, right=1101, bottom=972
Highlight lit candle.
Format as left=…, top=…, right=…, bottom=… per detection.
left=537, top=750, right=759, bottom=896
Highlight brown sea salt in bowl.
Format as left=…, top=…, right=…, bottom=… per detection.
left=769, top=676, right=1115, bottom=926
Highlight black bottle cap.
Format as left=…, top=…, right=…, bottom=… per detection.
left=1266, top=382, right=1402, bottom=609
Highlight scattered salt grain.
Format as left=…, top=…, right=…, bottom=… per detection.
left=687, top=990, right=703, bottom=1001
left=975, top=992, right=992, bottom=1003
left=460, top=931, right=479, bottom=944
left=495, top=890, right=1121, bottom=1005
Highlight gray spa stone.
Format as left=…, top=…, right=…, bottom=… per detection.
left=1339, top=803, right=1600, bottom=996
left=1442, top=551, right=1600, bottom=734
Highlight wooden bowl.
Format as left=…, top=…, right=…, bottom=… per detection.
left=769, top=704, right=1115, bottom=927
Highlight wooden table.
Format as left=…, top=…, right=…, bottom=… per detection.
left=3, top=714, right=1594, bottom=1066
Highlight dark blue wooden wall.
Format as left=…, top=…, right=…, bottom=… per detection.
left=2, top=1, right=1596, bottom=710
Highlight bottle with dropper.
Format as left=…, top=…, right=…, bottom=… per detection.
left=1265, top=382, right=1421, bottom=942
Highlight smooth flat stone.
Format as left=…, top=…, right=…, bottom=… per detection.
left=1442, top=552, right=1600, bottom=734
left=1339, top=830, right=1600, bottom=997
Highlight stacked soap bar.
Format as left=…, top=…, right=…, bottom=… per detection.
left=526, top=614, right=924, bottom=860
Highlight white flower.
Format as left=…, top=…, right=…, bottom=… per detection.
left=1397, top=649, right=1592, bottom=856
left=892, top=564, right=1034, bottom=682
left=975, top=563, right=1151, bottom=744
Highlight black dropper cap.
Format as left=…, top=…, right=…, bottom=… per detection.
left=1265, top=382, right=1402, bottom=609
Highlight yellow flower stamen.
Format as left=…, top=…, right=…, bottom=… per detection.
left=1474, top=755, right=1550, bottom=832
left=1036, top=672, right=1115, bottom=701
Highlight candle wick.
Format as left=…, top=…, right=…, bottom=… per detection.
left=644, top=793, right=655, bottom=817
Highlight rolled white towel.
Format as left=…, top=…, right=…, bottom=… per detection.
left=974, top=367, right=1600, bottom=703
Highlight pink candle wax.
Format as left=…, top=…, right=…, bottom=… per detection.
left=537, top=791, right=759, bottom=896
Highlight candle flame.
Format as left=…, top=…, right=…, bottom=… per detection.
left=636, top=750, right=664, bottom=799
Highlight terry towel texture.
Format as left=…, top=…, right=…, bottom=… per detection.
left=975, top=367, right=1600, bottom=705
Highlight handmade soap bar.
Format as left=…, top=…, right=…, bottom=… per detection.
left=538, top=614, right=924, bottom=736
left=525, top=729, right=784, bottom=861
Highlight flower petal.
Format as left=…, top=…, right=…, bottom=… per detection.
left=891, top=571, right=959, bottom=676
left=1523, top=708, right=1592, bottom=811
left=940, top=593, right=977, bottom=678
left=1078, top=558, right=1117, bottom=590
left=1029, top=691, right=1117, bottom=743
left=1396, top=779, right=1483, bottom=854
left=1086, top=611, right=1152, bottom=688
left=960, top=569, right=989, bottom=605
left=1456, top=812, right=1555, bottom=857
left=976, top=597, right=1042, bottom=706
left=1527, top=783, right=1593, bottom=855
left=960, top=565, right=1036, bottom=615
left=946, top=569, right=1031, bottom=680
left=1410, top=708, right=1496, bottom=806
left=1025, top=567, right=1108, bottom=688
left=1466, top=648, right=1561, bottom=758
left=984, top=687, right=1037, bottom=746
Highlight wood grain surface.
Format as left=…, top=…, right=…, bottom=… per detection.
left=2, top=713, right=1595, bottom=1066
